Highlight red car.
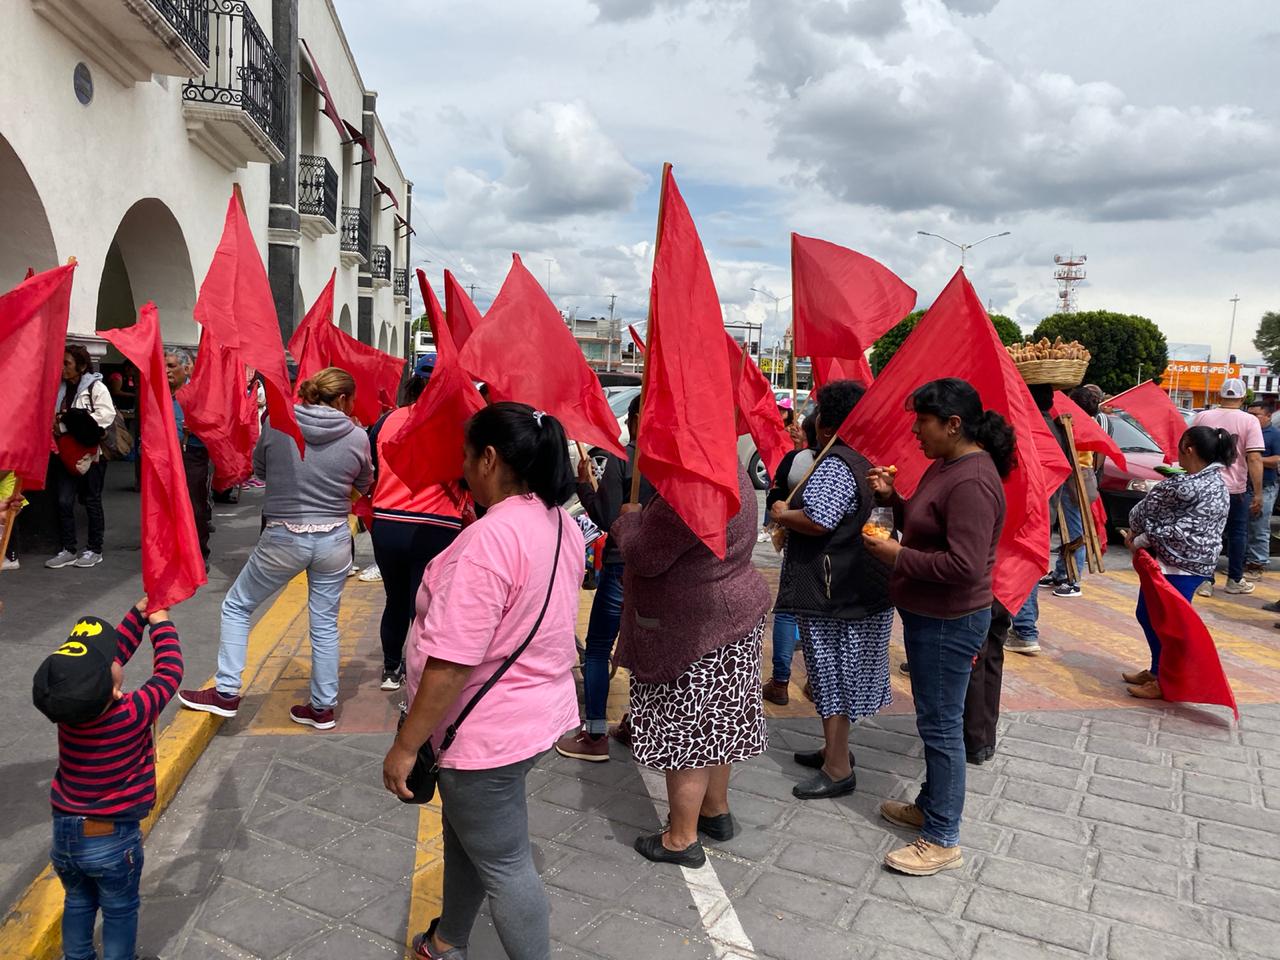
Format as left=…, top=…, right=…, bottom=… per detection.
left=1096, top=412, right=1170, bottom=540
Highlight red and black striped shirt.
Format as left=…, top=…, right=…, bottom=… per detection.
left=50, top=608, right=183, bottom=821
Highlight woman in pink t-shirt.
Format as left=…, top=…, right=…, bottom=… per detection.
left=382, top=403, right=582, bottom=960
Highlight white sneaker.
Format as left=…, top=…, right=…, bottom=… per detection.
left=1225, top=578, right=1255, bottom=595
left=756, top=528, right=771, bottom=543
left=1195, top=581, right=1213, bottom=598
left=358, top=563, right=383, bottom=583
left=1, top=557, right=18, bottom=571
left=73, top=551, right=103, bottom=568
left=346, top=564, right=359, bottom=578
left=45, top=549, right=77, bottom=569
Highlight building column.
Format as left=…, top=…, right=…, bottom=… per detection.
left=403, top=181, right=413, bottom=358
left=357, top=91, right=376, bottom=345
left=268, top=0, right=302, bottom=343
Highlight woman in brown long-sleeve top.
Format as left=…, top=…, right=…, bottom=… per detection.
left=862, top=378, right=1012, bottom=878
left=610, top=464, right=771, bottom=868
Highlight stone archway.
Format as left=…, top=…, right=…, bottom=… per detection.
left=377, top=323, right=389, bottom=352
left=96, top=198, right=197, bottom=344
left=390, top=327, right=399, bottom=357
left=0, top=130, right=58, bottom=290
left=338, top=303, right=353, bottom=335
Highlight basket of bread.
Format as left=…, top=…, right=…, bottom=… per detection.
left=1007, top=337, right=1091, bottom=388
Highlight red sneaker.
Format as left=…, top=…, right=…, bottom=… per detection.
left=178, top=687, right=241, bottom=718
left=554, top=728, right=609, bottom=762
left=290, top=703, right=336, bottom=730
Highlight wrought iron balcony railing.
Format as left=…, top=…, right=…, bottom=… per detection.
left=151, top=0, right=210, bottom=63
left=182, top=1, right=287, bottom=155
left=393, top=268, right=409, bottom=299
left=371, top=245, right=391, bottom=281
left=298, top=155, right=338, bottom=226
left=341, top=206, right=368, bottom=257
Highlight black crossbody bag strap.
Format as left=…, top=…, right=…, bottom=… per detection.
left=433, top=509, right=564, bottom=762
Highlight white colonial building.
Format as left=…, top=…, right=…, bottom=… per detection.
left=2, top=0, right=413, bottom=358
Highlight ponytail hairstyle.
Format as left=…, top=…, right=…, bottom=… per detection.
left=464, top=401, right=575, bottom=508
left=911, top=377, right=1017, bottom=478
left=297, top=367, right=356, bottom=408
left=1180, top=426, right=1237, bottom=468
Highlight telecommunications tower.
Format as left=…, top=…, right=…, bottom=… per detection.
left=1054, top=252, right=1087, bottom=312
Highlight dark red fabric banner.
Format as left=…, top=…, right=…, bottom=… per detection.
left=725, top=331, right=791, bottom=480
left=178, top=330, right=259, bottom=490
left=1132, top=548, right=1238, bottom=719
left=382, top=270, right=486, bottom=490
left=1106, top=381, right=1186, bottom=464
left=444, top=270, right=482, bottom=350
left=195, top=193, right=303, bottom=455
left=0, top=264, right=75, bottom=489
left=101, top=304, right=207, bottom=608
left=637, top=167, right=740, bottom=559
left=837, top=269, right=1072, bottom=613
left=459, top=254, right=625, bottom=459
left=1052, top=390, right=1128, bottom=471
left=792, top=233, right=916, bottom=365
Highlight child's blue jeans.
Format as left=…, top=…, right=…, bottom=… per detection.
left=51, top=816, right=144, bottom=960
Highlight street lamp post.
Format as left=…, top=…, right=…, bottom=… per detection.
left=916, top=230, right=1012, bottom=267
left=751, top=286, right=792, bottom=391
left=1228, top=294, right=1241, bottom=361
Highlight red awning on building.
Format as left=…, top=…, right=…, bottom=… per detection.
left=395, top=213, right=415, bottom=236
left=374, top=177, right=399, bottom=209
left=299, top=39, right=346, bottom=142
left=342, top=119, right=376, bottom=165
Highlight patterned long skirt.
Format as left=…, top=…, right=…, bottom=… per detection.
left=629, top=618, right=768, bottom=771
left=799, top=610, right=894, bottom=720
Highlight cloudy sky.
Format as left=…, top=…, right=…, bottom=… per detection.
left=335, top=0, right=1279, bottom=360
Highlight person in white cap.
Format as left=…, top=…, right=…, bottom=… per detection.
left=1192, top=378, right=1264, bottom=596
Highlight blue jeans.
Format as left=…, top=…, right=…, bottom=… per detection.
left=217, top=525, right=351, bottom=709
left=582, top=563, right=624, bottom=735
left=1012, top=590, right=1039, bottom=642
left=1248, top=485, right=1278, bottom=566
left=771, top=611, right=800, bottom=682
left=901, top=607, right=991, bottom=847
left=1136, top=574, right=1205, bottom=676
left=1053, top=493, right=1085, bottom=584
left=50, top=818, right=143, bottom=960
left=1225, top=492, right=1249, bottom=582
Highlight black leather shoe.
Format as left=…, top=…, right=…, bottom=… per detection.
left=792, top=769, right=857, bottom=800
left=794, top=749, right=856, bottom=770
left=697, top=812, right=737, bottom=841
left=966, top=746, right=995, bottom=765
left=634, top=831, right=706, bottom=867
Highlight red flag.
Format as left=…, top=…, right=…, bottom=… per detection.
left=100, top=304, right=207, bottom=608
left=0, top=264, right=74, bottom=489
left=792, top=233, right=916, bottom=368
left=179, top=330, right=259, bottom=489
left=726, top=331, right=791, bottom=479
left=382, top=270, right=486, bottom=489
left=23, top=267, right=35, bottom=280
left=444, top=270, right=482, bottom=349
left=1107, top=381, right=1186, bottom=464
left=1091, top=497, right=1109, bottom=555
left=459, top=254, right=625, bottom=459
left=1132, top=548, right=1238, bottom=719
left=637, top=166, right=740, bottom=558
left=838, top=269, right=1072, bottom=613
left=195, top=193, right=303, bottom=455
left=629, top=324, right=646, bottom=353
left=811, top=356, right=869, bottom=389
left=288, top=271, right=404, bottom=426
left=1052, top=390, right=1127, bottom=471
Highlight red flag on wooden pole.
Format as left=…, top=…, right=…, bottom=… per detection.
left=1107, top=381, right=1186, bottom=464
left=458, top=254, right=625, bottom=458
left=837, top=269, right=1072, bottom=613
left=1051, top=390, right=1127, bottom=470
left=288, top=270, right=405, bottom=426
left=811, top=356, right=868, bottom=390
left=633, top=165, right=740, bottom=558
left=195, top=192, right=303, bottom=455
left=444, top=270, right=482, bottom=350
left=382, top=270, right=486, bottom=489
left=100, top=304, right=207, bottom=608
left=724, top=331, right=791, bottom=480
left=791, top=233, right=916, bottom=382
left=0, top=264, right=75, bottom=489
left=178, top=330, right=260, bottom=489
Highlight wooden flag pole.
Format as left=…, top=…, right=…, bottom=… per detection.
left=0, top=480, right=22, bottom=572
left=576, top=441, right=598, bottom=491
left=788, top=234, right=798, bottom=411
left=628, top=161, right=672, bottom=505
left=1059, top=414, right=1104, bottom=574
left=1055, top=496, right=1079, bottom=584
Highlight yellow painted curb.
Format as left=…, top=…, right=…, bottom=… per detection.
left=0, top=575, right=311, bottom=960
left=406, top=802, right=446, bottom=959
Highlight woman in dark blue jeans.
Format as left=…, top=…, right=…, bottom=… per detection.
left=863, top=378, right=1011, bottom=877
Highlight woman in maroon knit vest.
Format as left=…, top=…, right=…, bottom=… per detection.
left=610, top=464, right=771, bottom=868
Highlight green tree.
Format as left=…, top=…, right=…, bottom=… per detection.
left=1032, top=310, right=1168, bottom=396
left=870, top=311, right=1022, bottom=374
left=410, top=313, right=430, bottom=334
left=1252, top=311, right=1280, bottom=366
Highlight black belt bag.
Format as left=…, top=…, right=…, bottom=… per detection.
left=398, top=510, right=563, bottom=804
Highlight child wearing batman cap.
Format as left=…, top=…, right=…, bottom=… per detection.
left=32, top=600, right=181, bottom=960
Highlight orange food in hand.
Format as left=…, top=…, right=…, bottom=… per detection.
left=862, top=524, right=892, bottom=539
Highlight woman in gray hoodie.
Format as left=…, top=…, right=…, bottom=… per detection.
left=179, top=367, right=373, bottom=729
